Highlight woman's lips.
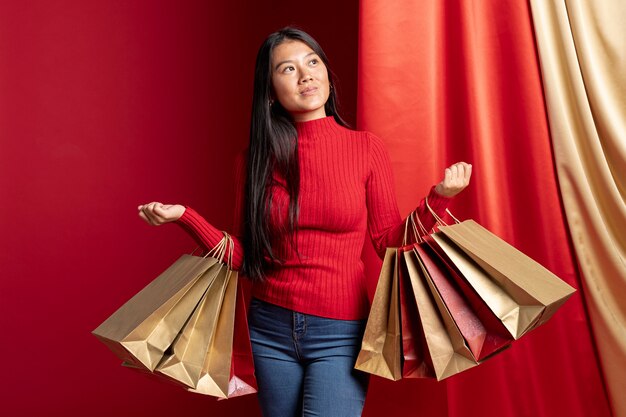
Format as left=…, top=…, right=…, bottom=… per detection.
left=300, top=87, right=318, bottom=95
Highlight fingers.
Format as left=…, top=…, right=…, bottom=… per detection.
left=446, top=162, right=471, bottom=186
left=137, top=202, right=184, bottom=225
left=137, top=209, right=150, bottom=223
left=436, top=162, right=473, bottom=198
left=450, top=163, right=459, bottom=181
left=137, top=201, right=165, bottom=226
left=464, top=163, right=472, bottom=182
left=154, top=204, right=184, bottom=221
left=153, top=204, right=166, bottom=217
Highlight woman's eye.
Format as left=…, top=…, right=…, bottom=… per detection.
left=283, top=66, right=295, bottom=73
left=309, top=58, right=319, bottom=65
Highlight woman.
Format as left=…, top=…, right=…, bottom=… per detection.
left=138, top=27, right=471, bottom=417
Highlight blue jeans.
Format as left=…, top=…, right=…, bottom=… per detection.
left=248, top=298, right=369, bottom=417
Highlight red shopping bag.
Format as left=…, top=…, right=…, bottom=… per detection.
left=398, top=246, right=434, bottom=378
left=226, top=284, right=257, bottom=398
left=414, top=242, right=512, bottom=361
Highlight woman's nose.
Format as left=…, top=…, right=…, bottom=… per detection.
left=299, top=71, right=313, bottom=83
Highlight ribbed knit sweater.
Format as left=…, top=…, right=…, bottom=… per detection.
left=177, top=116, right=451, bottom=320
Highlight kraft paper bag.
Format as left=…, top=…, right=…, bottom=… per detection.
left=403, top=248, right=477, bottom=381
left=355, top=248, right=402, bottom=381
left=189, top=270, right=238, bottom=398
left=433, top=220, right=576, bottom=339
left=92, top=254, right=220, bottom=371
left=156, top=264, right=230, bottom=388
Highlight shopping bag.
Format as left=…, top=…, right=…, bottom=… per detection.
left=183, top=267, right=236, bottom=397
left=354, top=248, right=402, bottom=381
left=403, top=247, right=478, bottom=380
left=186, top=277, right=257, bottom=399
left=225, top=283, right=258, bottom=398
left=92, top=253, right=221, bottom=371
left=121, top=275, right=257, bottom=399
left=425, top=232, right=525, bottom=340
left=398, top=246, right=433, bottom=378
left=413, top=242, right=513, bottom=361
left=422, top=203, right=576, bottom=339
left=156, top=260, right=231, bottom=389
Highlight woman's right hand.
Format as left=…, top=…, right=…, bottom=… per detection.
left=137, top=202, right=185, bottom=226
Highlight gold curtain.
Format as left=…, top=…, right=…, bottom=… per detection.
left=529, top=1, right=626, bottom=415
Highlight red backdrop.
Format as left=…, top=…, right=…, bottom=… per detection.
left=0, top=1, right=358, bottom=416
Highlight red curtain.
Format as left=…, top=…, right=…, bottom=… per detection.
left=358, top=1, right=612, bottom=416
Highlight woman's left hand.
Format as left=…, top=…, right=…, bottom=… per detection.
left=434, top=162, right=472, bottom=198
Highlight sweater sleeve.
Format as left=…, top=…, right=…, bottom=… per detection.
left=175, top=152, right=246, bottom=270
left=365, top=133, right=452, bottom=258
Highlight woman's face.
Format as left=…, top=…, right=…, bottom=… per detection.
left=270, top=40, right=330, bottom=122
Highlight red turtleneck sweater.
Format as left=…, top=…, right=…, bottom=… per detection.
left=176, top=116, right=451, bottom=320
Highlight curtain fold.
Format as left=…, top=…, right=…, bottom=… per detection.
left=529, top=1, right=626, bottom=416
left=358, top=0, right=613, bottom=416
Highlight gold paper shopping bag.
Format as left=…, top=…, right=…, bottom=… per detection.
left=120, top=272, right=242, bottom=399
left=434, top=220, right=576, bottom=339
left=355, top=248, right=402, bottom=381
left=156, top=264, right=231, bottom=388
left=404, top=248, right=477, bottom=381
left=189, top=270, right=238, bottom=398
left=92, top=254, right=220, bottom=370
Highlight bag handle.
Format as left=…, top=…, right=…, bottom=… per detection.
left=224, top=232, right=235, bottom=270
left=424, top=196, right=461, bottom=226
left=189, top=245, right=219, bottom=259
left=201, top=232, right=231, bottom=262
left=413, top=209, right=430, bottom=237
left=403, top=212, right=414, bottom=245
left=403, top=211, right=426, bottom=245
left=190, top=233, right=236, bottom=270
left=403, top=195, right=456, bottom=244
left=405, top=197, right=463, bottom=243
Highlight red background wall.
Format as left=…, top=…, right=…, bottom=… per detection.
left=0, top=1, right=359, bottom=416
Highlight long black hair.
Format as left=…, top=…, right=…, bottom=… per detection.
left=242, top=27, right=348, bottom=282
